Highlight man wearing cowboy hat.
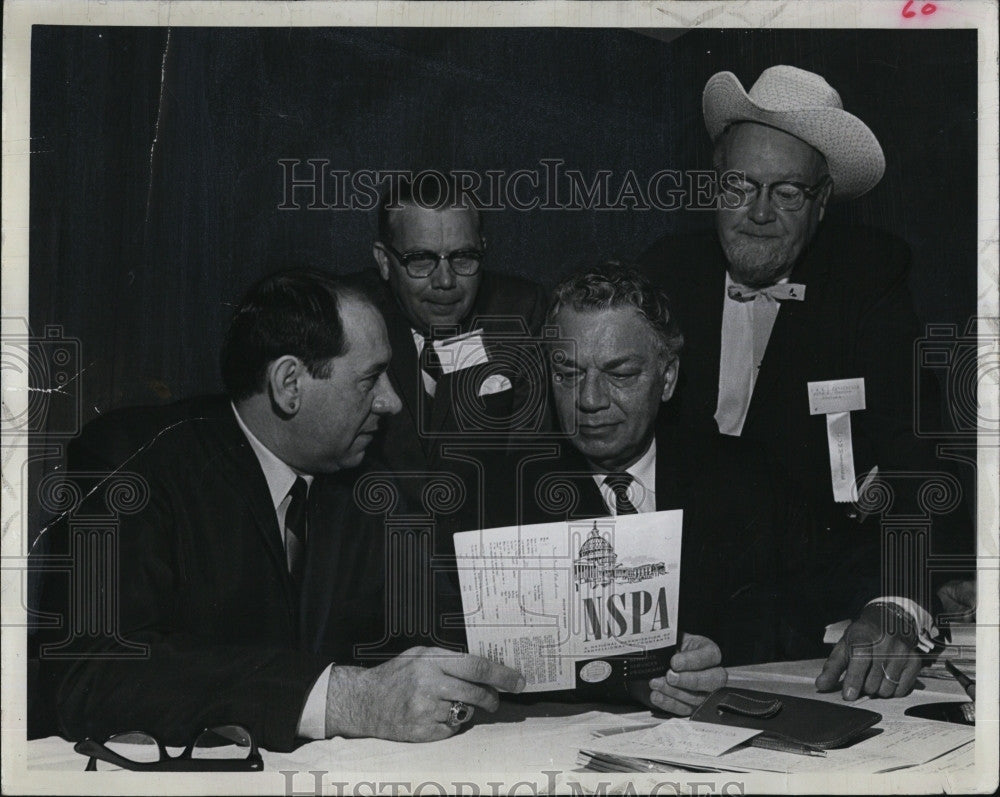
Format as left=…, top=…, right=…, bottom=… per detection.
left=639, top=65, right=971, bottom=702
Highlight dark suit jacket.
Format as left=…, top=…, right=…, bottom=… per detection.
left=500, top=424, right=870, bottom=667
left=347, top=270, right=550, bottom=649
left=638, top=226, right=971, bottom=596
left=350, top=268, right=550, bottom=535
left=36, top=396, right=418, bottom=751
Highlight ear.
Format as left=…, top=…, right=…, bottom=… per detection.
left=373, top=243, right=392, bottom=281
left=660, top=357, right=680, bottom=403
left=267, top=355, right=305, bottom=416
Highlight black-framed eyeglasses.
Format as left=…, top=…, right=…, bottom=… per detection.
left=720, top=174, right=831, bottom=212
left=74, top=724, right=263, bottom=772
left=380, top=242, right=484, bottom=278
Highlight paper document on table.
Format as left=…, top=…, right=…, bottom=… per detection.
left=580, top=715, right=973, bottom=774
left=454, top=511, right=682, bottom=693
left=585, top=719, right=761, bottom=759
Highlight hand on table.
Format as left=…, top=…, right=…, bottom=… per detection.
left=648, top=633, right=727, bottom=715
left=815, top=603, right=921, bottom=700
left=326, top=646, right=525, bottom=742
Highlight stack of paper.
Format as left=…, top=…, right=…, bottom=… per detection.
left=923, top=624, right=976, bottom=681
left=578, top=717, right=974, bottom=774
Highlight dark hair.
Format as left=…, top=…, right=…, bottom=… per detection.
left=377, top=173, right=482, bottom=244
left=547, top=262, right=684, bottom=361
left=220, top=269, right=366, bottom=401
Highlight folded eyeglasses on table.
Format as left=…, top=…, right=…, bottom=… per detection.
left=74, top=724, right=263, bottom=772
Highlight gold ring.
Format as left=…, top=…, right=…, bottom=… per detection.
left=881, top=664, right=900, bottom=685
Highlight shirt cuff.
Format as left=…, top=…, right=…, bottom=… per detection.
left=866, top=596, right=937, bottom=652
left=296, top=664, right=333, bottom=739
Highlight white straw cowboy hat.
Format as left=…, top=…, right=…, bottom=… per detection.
left=703, top=65, right=885, bottom=200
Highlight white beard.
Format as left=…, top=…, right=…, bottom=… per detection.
left=722, top=236, right=797, bottom=287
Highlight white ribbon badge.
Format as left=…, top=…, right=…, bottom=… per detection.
left=808, top=378, right=866, bottom=502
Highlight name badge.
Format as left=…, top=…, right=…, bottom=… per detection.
left=807, top=378, right=866, bottom=415
left=807, top=378, right=867, bottom=503
left=433, top=329, right=489, bottom=374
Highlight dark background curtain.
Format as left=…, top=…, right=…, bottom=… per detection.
left=27, top=26, right=978, bottom=544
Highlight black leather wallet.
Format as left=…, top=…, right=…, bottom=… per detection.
left=690, top=688, right=882, bottom=749
left=573, top=646, right=675, bottom=705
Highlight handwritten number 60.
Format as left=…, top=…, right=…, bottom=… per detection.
left=902, top=0, right=937, bottom=17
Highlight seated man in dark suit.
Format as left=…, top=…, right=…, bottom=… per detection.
left=508, top=263, right=915, bottom=713
left=37, top=269, right=524, bottom=752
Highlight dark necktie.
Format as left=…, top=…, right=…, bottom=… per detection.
left=419, top=333, right=447, bottom=402
left=422, top=338, right=444, bottom=381
left=285, top=477, right=309, bottom=588
left=604, top=473, right=639, bottom=515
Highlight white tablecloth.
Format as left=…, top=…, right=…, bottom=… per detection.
left=15, top=659, right=984, bottom=794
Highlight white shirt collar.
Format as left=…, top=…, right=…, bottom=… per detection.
left=231, top=403, right=313, bottom=512
left=592, top=438, right=657, bottom=514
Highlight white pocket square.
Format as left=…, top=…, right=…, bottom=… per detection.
left=478, top=374, right=512, bottom=396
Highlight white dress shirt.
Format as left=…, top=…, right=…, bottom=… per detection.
left=232, top=405, right=328, bottom=739
left=592, top=439, right=657, bottom=515
left=715, top=272, right=789, bottom=436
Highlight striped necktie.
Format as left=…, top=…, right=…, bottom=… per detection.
left=604, top=473, right=639, bottom=515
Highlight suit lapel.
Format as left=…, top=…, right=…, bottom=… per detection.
left=653, top=424, right=685, bottom=512
left=209, top=408, right=297, bottom=613
left=298, top=472, right=353, bottom=652
left=745, top=234, right=833, bottom=431
left=428, top=371, right=454, bottom=434
left=374, top=288, right=437, bottom=460
left=685, top=254, right=727, bottom=428
left=384, top=305, right=423, bottom=429
left=558, top=443, right=615, bottom=519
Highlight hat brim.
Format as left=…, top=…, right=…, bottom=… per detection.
left=703, top=71, right=885, bottom=200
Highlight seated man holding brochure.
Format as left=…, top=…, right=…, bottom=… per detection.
left=496, top=263, right=913, bottom=713
left=36, top=269, right=525, bottom=753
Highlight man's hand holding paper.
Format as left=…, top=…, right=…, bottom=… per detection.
left=325, top=648, right=526, bottom=742
left=648, top=634, right=728, bottom=715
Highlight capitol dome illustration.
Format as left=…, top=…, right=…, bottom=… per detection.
left=578, top=524, right=616, bottom=567
left=573, top=521, right=666, bottom=589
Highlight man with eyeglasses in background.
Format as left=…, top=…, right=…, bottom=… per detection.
left=639, top=66, right=973, bottom=703
left=350, top=175, right=548, bottom=646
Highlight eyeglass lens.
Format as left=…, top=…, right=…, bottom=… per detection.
left=190, top=725, right=253, bottom=759
left=406, top=252, right=481, bottom=277
left=93, top=732, right=161, bottom=771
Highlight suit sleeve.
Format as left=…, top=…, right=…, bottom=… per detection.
left=763, top=451, right=884, bottom=659
left=40, top=433, right=331, bottom=752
